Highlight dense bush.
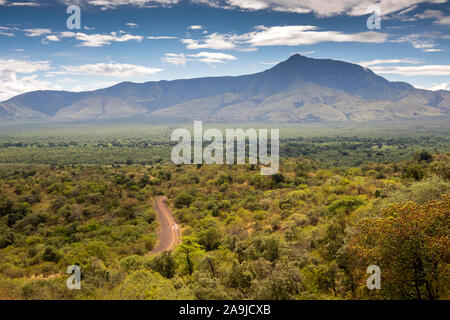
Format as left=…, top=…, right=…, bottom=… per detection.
left=0, top=151, right=448, bottom=300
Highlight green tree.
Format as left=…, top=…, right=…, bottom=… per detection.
left=148, top=251, right=176, bottom=279
left=174, top=192, right=194, bottom=209
left=176, top=237, right=204, bottom=275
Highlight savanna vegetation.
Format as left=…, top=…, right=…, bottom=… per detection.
left=0, top=121, right=448, bottom=300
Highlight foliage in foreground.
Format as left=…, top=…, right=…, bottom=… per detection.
left=0, top=152, right=448, bottom=300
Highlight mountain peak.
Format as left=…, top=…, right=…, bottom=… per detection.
left=283, top=53, right=309, bottom=64
left=0, top=55, right=447, bottom=122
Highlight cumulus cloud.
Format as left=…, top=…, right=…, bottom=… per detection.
left=193, top=0, right=448, bottom=17
left=392, top=34, right=442, bottom=52
left=188, top=25, right=203, bottom=30
left=47, top=0, right=447, bottom=17
left=45, top=35, right=60, bottom=42
left=0, top=59, right=56, bottom=101
left=51, top=62, right=163, bottom=77
left=188, top=51, right=236, bottom=63
left=0, top=1, right=40, bottom=6
left=23, top=28, right=52, bottom=37
left=370, top=64, right=450, bottom=76
left=181, top=25, right=388, bottom=50
left=427, top=82, right=450, bottom=91
left=162, top=53, right=187, bottom=66
left=147, top=35, right=177, bottom=39
left=10, top=1, right=40, bottom=5
left=415, top=9, right=450, bottom=26
left=162, top=51, right=236, bottom=65
left=245, top=25, right=388, bottom=46
left=226, top=0, right=270, bottom=10
left=0, top=74, right=60, bottom=101
left=358, top=58, right=422, bottom=67
left=356, top=58, right=450, bottom=78
left=182, top=32, right=237, bottom=50
left=59, top=31, right=143, bottom=47
left=0, top=59, right=50, bottom=73
left=70, top=81, right=118, bottom=92
left=86, top=0, right=180, bottom=9
left=0, top=26, right=14, bottom=37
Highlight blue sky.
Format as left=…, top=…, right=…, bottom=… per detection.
left=0, top=0, right=449, bottom=101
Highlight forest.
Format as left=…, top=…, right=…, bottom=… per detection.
left=0, top=121, right=448, bottom=300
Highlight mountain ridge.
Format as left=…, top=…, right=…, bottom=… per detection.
left=1, top=54, right=449, bottom=122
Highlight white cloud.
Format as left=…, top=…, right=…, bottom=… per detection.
left=0, top=59, right=56, bottom=101
left=416, top=9, right=450, bottom=26
left=245, top=26, right=388, bottom=46
left=424, top=48, right=443, bottom=52
left=11, top=1, right=39, bottom=5
left=1, top=1, right=40, bottom=6
left=60, top=31, right=143, bottom=47
left=296, top=50, right=315, bottom=55
left=45, top=35, right=60, bottom=42
left=182, top=26, right=388, bottom=50
left=86, top=0, right=180, bottom=9
left=147, top=35, right=177, bottom=39
left=126, top=22, right=139, bottom=28
left=0, top=59, right=50, bottom=73
left=0, top=74, right=60, bottom=101
left=7, top=0, right=446, bottom=18
left=260, top=61, right=279, bottom=65
left=370, top=64, right=450, bottom=76
left=182, top=32, right=237, bottom=50
left=188, top=25, right=203, bottom=30
left=397, top=5, right=419, bottom=16
left=227, top=0, right=269, bottom=10
left=162, top=51, right=237, bottom=65
left=392, top=34, right=441, bottom=52
left=188, top=51, right=237, bottom=64
left=237, top=47, right=258, bottom=52
left=358, top=58, right=422, bottom=67
left=162, top=53, right=187, bottom=66
left=60, top=31, right=76, bottom=37
left=427, top=82, right=450, bottom=91
left=217, top=0, right=448, bottom=17
left=52, top=62, right=163, bottom=77
left=0, top=26, right=14, bottom=37
left=75, top=0, right=449, bottom=17
left=70, top=81, right=118, bottom=92
left=23, top=28, right=52, bottom=37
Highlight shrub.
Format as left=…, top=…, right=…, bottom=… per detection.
left=120, top=255, right=145, bottom=272
left=174, top=192, right=194, bottom=209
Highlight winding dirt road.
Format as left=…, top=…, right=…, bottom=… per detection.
left=150, top=196, right=181, bottom=254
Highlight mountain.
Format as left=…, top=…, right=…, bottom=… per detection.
left=1, top=54, right=449, bottom=122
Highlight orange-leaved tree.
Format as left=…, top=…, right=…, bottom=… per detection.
left=344, top=195, right=449, bottom=300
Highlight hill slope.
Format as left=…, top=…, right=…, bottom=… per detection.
left=1, top=54, right=449, bottom=122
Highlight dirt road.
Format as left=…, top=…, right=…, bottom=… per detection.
left=150, top=196, right=181, bottom=254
